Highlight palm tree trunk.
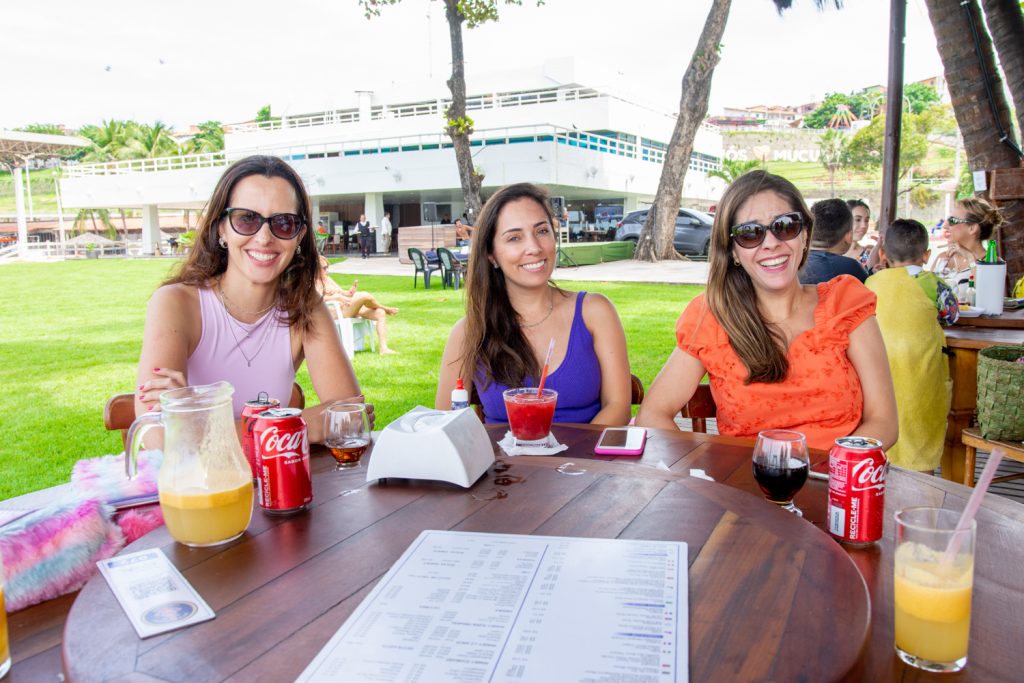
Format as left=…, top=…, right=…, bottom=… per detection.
left=444, top=0, right=483, bottom=222
left=635, top=0, right=732, bottom=262
left=924, top=0, right=1024, bottom=285
left=980, top=0, right=1024, bottom=140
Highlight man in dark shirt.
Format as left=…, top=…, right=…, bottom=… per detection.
left=799, top=198, right=869, bottom=284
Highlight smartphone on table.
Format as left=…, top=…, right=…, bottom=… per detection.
left=594, top=427, right=647, bottom=456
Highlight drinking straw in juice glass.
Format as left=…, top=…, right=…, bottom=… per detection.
left=893, top=507, right=975, bottom=672
left=536, top=338, right=555, bottom=396
left=893, top=448, right=1004, bottom=673
left=503, top=388, right=557, bottom=446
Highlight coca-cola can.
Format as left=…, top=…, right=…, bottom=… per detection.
left=253, top=408, right=312, bottom=515
left=827, top=436, right=887, bottom=546
left=241, top=393, right=280, bottom=480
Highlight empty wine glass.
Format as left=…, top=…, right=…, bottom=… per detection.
left=752, top=429, right=809, bottom=516
left=324, top=403, right=370, bottom=469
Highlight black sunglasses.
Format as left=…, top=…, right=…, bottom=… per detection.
left=224, top=208, right=305, bottom=240
left=946, top=216, right=974, bottom=226
left=730, top=211, right=806, bottom=249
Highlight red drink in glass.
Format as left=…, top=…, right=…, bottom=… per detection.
left=503, top=388, right=558, bottom=444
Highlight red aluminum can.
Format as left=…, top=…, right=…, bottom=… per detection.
left=827, top=436, right=887, bottom=546
left=253, top=408, right=312, bottom=515
left=241, top=393, right=280, bottom=480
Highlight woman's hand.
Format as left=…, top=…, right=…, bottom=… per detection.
left=137, top=367, right=187, bottom=412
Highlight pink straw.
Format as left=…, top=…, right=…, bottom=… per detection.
left=942, top=447, right=1006, bottom=565
left=536, top=338, right=556, bottom=396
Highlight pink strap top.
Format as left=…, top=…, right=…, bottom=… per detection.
left=189, top=287, right=296, bottom=418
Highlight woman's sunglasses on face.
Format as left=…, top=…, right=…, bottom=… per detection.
left=730, top=211, right=806, bottom=249
left=224, top=208, right=305, bottom=240
left=946, top=216, right=975, bottom=226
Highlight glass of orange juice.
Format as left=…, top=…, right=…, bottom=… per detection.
left=1, top=549, right=10, bottom=678
left=894, top=507, right=975, bottom=673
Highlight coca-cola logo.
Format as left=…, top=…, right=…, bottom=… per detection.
left=850, top=458, right=887, bottom=492
left=259, top=427, right=306, bottom=459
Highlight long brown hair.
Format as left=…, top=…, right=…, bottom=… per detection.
left=459, top=182, right=560, bottom=388
left=705, top=170, right=813, bottom=383
left=164, top=155, right=319, bottom=331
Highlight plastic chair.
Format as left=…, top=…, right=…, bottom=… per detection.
left=104, top=383, right=305, bottom=449
left=408, top=248, right=440, bottom=289
left=326, top=301, right=377, bottom=359
left=436, top=247, right=464, bottom=290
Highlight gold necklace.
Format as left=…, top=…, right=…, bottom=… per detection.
left=518, top=291, right=555, bottom=329
left=217, top=280, right=276, bottom=320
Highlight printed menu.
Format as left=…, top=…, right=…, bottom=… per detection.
left=296, top=530, right=688, bottom=682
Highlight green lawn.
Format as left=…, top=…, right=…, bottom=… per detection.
left=0, top=259, right=702, bottom=500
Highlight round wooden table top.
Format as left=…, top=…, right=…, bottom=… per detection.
left=51, top=425, right=1024, bottom=682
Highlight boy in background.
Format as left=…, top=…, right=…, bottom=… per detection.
left=866, top=219, right=952, bottom=472
left=799, top=199, right=869, bottom=284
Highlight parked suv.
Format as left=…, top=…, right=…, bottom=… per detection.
left=614, top=208, right=714, bottom=256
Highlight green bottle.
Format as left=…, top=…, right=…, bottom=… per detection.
left=984, top=238, right=999, bottom=263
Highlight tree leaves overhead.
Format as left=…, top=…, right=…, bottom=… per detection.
left=360, top=0, right=538, bottom=28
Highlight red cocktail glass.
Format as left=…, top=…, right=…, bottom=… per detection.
left=503, top=388, right=558, bottom=445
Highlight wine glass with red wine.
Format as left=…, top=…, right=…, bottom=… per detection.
left=324, top=403, right=370, bottom=470
left=752, top=430, right=809, bottom=516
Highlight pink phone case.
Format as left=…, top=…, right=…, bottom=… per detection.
left=594, top=428, right=647, bottom=456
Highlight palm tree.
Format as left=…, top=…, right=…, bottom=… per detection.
left=78, top=120, right=133, bottom=162
left=818, top=129, right=849, bottom=198
left=707, top=158, right=763, bottom=184
left=125, top=121, right=179, bottom=159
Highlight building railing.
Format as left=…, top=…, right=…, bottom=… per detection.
left=63, top=124, right=721, bottom=178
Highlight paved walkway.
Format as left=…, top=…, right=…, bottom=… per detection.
left=330, top=255, right=710, bottom=285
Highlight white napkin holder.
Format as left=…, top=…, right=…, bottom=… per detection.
left=366, top=406, right=494, bottom=488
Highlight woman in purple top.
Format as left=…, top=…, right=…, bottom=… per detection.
left=435, top=183, right=631, bottom=425
left=135, top=155, right=367, bottom=443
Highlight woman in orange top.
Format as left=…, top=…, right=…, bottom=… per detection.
left=636, top=171, right=897, bottom=452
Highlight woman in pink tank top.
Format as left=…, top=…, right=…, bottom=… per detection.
left=135, top=155, right=369, bottom=443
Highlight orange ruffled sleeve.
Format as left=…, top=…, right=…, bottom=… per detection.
left=811, top=275, right=877, bottom=348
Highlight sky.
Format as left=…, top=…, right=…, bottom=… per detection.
left=0, top=0, right=945, bottom=131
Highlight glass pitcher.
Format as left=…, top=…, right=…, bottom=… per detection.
left=127, top=381, right=253, bottom=547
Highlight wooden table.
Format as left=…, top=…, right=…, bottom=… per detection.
left=953, top=307, right=1024, bottom=330
left=8, top=427, right=1024, bottom=682
left=942, top=326, right=1024, bottom=483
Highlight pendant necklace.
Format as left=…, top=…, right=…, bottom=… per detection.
left=215, top=280, right=278, bottom=366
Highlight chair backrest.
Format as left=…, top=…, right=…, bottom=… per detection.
left=105, top=382, right=306, bottom=448
left=408, top=248, right=426, bottom=270
left=437, top=248, right=455, bottom=271
left=680, top=383, right=716, bottom=433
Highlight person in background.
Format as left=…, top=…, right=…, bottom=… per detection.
left=317, top=257, right=399, bottom=355
left=381, top=211, right=393, bottom=254
left=845, top=199, right=873, bottom=265
left=454, top=218, right=472, bottom=247
left=356, top=214, right=371, bottom=259
left=931, top=197, right=1003, bottom=300
left=135, top=155, right=368, bottom=443
left=866, top=219, right=951, bottom=472
left=435, top=182, right=631, bottom=426
left=637, top=170, right=897, bottom=452
left=799, top=198, right=868, bottom=285
left=878, top=219, right=959, bottom=326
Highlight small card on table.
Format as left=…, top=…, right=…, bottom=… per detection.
left=97, top=548, right=215, bottom=638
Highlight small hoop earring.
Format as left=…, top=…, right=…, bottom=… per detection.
left=219, top=237, right=227, bottom=249
left=732, top=255, right=740, bottom=266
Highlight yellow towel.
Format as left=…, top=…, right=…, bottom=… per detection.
left=866, top=268, right=951, bottom=471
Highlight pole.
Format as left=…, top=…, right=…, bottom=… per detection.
left=880, top=0, right=906, bottom=234
left=14, top=166, right=28, bottom=258
left=25, top=162, right=34, bottom=221
left=55, top=174, right=67, bottom=255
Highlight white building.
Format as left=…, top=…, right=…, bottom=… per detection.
left=60, top=58, right=724, bottom=254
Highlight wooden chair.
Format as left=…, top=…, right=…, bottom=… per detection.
left=104, top=383, right=306, bottom=449
left=961, top=426, right=1024, bottom=487
left=407, top=248, right=440, bottom=289
left=680, top=384, right=717, bottom=433
left=468, top=373, right=646, bottom=422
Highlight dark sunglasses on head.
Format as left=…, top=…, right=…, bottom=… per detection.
left=224, top=208, right=305, bottom=240
left=946, top=216, right=974, bottom=226
left=730, top=211, right=806, bottom=249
